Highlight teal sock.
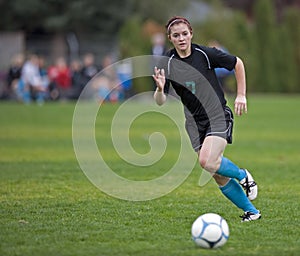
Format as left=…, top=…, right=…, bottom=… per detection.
left=217, top=157, right=246, bottom=181
left=220, top=178, right=259, bottom=214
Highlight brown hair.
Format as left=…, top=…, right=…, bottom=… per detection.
left=165, top=16, right=192, bottom=35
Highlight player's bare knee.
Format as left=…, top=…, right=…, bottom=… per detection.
left=199, top=157, right=218, bottom=172
left=199, top=156, right=209, bottom=170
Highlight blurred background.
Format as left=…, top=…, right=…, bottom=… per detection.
left=0, top=0, right=299, bottom=103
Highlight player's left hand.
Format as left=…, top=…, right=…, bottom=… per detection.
left=234, top=95, right=247, bottom=116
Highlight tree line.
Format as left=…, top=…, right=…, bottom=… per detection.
left=1, top=0, right=299, bottom=92
left=119, top=0, right=300, bottom=93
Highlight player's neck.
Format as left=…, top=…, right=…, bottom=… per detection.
left=176, top=46, right=191, bottom=59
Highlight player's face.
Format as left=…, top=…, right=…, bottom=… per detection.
left=168, top=23, right=193, bottom=56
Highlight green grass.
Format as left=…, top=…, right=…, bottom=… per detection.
left=0, top=95, right=299, bottom=256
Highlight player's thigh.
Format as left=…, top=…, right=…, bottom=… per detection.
left=199, top=135, right=227, bottom=171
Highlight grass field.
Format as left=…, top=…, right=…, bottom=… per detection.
left=0, top=95, right=299, bottom=256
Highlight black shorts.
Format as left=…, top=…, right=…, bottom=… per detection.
left=185, top=106, right=234, bottom=151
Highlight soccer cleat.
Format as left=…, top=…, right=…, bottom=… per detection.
left=239, top=169, right=258, bottom=200
left=240, top=211, right=261, bottom=222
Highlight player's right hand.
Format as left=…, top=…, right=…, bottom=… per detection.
left=152, top=67, right=165, bottom=91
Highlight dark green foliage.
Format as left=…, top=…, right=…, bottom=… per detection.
left=0, top=0, right=298, bottom=92
left=252, top=0, right=279, bottom=91
left=0, top=0, right=134, bottom=33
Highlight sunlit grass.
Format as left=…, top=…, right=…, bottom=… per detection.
left=0, top=95, right=299, bottom=255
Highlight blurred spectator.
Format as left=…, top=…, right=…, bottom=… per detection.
left=151, top=33, right=167, bottom=57
left=116, top=59, right=133, bottom=99
left=81, top=53, right=99, bottom=87
left=92, top=55, right=121, bottom=103
left=38, top=56, right=50, bottom=99
left=18, top=54, right=47, bottom=104
left=151, top=33, right=167, bottom=90
left=5, top=53, right=24, bottom=100
left=208, top=40, right=234, bottom=93
left=48, top=57, right=71, bottom=100
left=70, top=59, right=84, bottom=99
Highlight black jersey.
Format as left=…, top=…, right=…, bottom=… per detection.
left=163, top=43, right=237, bottom=121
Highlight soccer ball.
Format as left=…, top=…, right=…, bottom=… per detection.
left=191, top=213, right=229, bottom=249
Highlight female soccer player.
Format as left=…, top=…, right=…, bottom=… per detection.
left=153, top=16, right=261, bottom=222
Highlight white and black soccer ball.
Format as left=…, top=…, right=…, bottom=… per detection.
left=191, top=213, right=229, bottom=249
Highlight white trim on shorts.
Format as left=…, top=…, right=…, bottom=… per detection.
left=192, top=108, right=233, bottom=152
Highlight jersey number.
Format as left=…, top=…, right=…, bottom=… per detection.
left=185, top=81, right=196, bottom=94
